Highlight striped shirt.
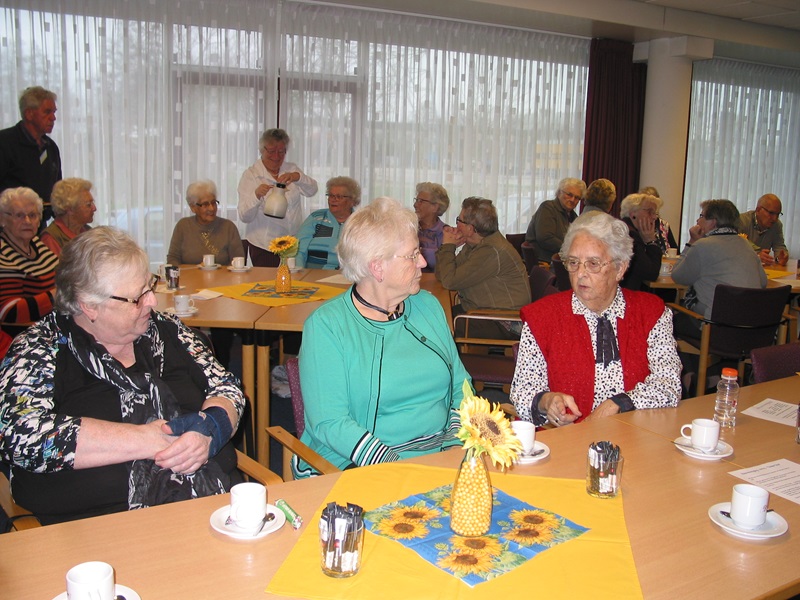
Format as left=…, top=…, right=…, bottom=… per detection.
left=0, top=236, right=58, bottom=323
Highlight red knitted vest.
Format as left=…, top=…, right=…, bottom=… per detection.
left=521, top=289, right=665, bottom=421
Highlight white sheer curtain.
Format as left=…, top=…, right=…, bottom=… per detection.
left=280, top=3, right=589, bottom=232
left=0, top=0, right=588, bottom=264
left=683, top=59, right=800, bottom=257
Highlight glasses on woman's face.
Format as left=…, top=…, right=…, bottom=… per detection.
left=394, top=248, right=422, bottom=262
left=413, top=197, right=435, bottom=206
left=194, top=199, right=219, bottom=209
left=564, top=257, right=611, bottom=274
left=326, top=194, right=353, bottom=202
left=3, top=211, right=40, bottom=222
left=262, top=146, right=286, bottom=157
left=109, top=274, right=159, bottom=307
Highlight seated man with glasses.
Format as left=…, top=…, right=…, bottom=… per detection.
left=296, top=176, right=361, bottom=269
left=167, top=179, right=244, bottom=267
left=0, top=226, right=246, bottom=524
left=737, top=193, right=788, bottom=267
left=511, top=212, right=681, bottom=426
left=525, top=177, right=585, bottom=264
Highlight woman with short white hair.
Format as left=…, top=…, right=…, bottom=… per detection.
left=294, top=197, right=470, bottom=478
left=41, top=177, right=96, bottom=256
left=511, top=211, right=681, bottom=426
left=618, top=193, right=663, bottom=290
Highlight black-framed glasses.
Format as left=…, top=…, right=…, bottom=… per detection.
left=194, top=199, right=219, bottom=208
left=394, top=248, right=422, bottom=262
left=758, top=206, right=782, bottom=217
left=109, top=274, right=160, bottom=307
left=326, top=194, right=353, bottom=202
left=564, top=258, right=611, bottom=274
left=455, top=216, right=471, bottom=226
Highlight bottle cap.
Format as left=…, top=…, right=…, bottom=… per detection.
left=721, top=367, right=738, bottom=379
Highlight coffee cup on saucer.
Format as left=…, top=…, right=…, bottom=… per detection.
left=203, top=254, right=216, bottom=268
left=66, top=561, right=115, bottom=600
left=232, top=256, right=246, bottom=269
left=174, top=294, right=195, bottom=314
left=228, top=482, right=267, bottom=529
left=510, top=420, right=535, bottom=456
left=730, top=484, right=769, bottom=529
left=680, top=418, right=719, bottom=451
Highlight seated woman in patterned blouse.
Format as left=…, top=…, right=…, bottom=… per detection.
left=0, top=227, right=246, bottom=524
left=511, top=212, right=681, bottom=426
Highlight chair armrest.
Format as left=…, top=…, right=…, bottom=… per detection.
left=266, top=426, right=340, bottom=476
left=0, top=471, right=41, bottom=530
left=235, top=449, right=283, bottom=487
left=666, top=302, right=703, bottom=321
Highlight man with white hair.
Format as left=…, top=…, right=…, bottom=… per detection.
left=738, top=193, right=788, bottom=266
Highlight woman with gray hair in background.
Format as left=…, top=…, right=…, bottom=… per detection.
left=296, top=176, right=361, bottom=269
left=581, top=178, right=616, bottom=215
left=0, top=226, right=245, bottom=524
left=40, top=177, right=96, bottom=256
left=638, top=186, right=677, bottom=254
left=618, top=193, right=663, bottom=290
left=167, top=179, right=244, bottom=267
left=293, top=197, right=470, bottom=478
left=511, top=211, right=681, bottom=427
left=414, top=182, right=450, bottom=272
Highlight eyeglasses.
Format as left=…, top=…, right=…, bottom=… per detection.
left=564, top=258, right=612, bottom=274
left=194, top=200, right=219, bottom=208
left=326, top=194, right=353, bottom=202
left=413, top=197, right=435, bottom=206
left=261, top=147, right=287, bottom=156
left=394, top=248, right=422, bottom=262
left=758, top=206, right=782, bottom=217
left=109, top=274, right=160, bottom=307
left=3, top=211, right=40, bottom=221
left=455, top=216, right=471, bottom=226
left=560, top=191, right=581, bottom=201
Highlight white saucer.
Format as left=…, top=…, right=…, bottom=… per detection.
left=164, top=306, right=199, bottom=318
left=199, top=264, right=220, bottom=271
left=289, top=267, right=302, bottom=273
left=53, top=584, right=140, bottom=600
left=227, top=266, right=252, bottom=273
left=708, top=502, right=788, bottom=540
left=515, top=441, right=550, bottom=464
left=209, top=504, right=286, bottom=540
left=673, top=437, right=733, bottom=461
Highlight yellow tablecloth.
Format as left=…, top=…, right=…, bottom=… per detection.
left=210, top=281, right=345, bottom=307
left=764, top=267, right=792, bottom=280
left=266, top=462, right=642, bottom=599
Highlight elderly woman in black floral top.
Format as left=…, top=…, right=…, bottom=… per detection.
left=0, top=226, right=245, bottom=524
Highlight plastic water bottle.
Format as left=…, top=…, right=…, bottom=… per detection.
left=714, top=368, right=738, bottom=428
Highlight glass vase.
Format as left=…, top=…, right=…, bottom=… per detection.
left=450, top=451, right=493, bottom=536
left=275, top=256, right=292, bottom=293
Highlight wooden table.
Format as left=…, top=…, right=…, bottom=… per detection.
left=2, top=381, right=798, bottom=599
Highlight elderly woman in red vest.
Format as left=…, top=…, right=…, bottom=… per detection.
left=511, top=211, right=681, bottom=426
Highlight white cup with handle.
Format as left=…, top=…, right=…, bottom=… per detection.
left=173, top=294, right=195, bottom=314
left=232, top=256, right=246, bottom=269
left=229, top=482, right=267, bottom=529
left=666, top=248, right=678, bottom=258
left=202, top=254, right=216, bottom=267
left=511, top=420, right=536, bottom=456
left=680, top=418, right=719, bottom=451
left=66, top=561, right=115, bottom=600
left=730, top=484, right=769, bottom=529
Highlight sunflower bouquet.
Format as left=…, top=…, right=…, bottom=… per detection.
left=450, top=380, right=522, bottom=537
left=268, top=235, right=299, bottom=258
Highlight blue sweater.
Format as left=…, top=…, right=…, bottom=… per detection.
left=296, top=209, right=345, bottom=269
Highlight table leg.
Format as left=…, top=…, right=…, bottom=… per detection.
left=240, top=329, right=255, bottom=456
left=256, top=330, right=271, bottom=466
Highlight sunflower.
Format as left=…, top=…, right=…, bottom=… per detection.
left=268, top=235, right=299, bottom=257
left=376, top=518, right=429, bottom=540
left=509, top=509, right=560, bottom=531
left=456, top=380, right=522, bottom=468
left=388, top=505, right=440, bottom=523
left=437, top=550, right=495, bottom=575
left=450, top=535, right=503, bottom=557
left=505, top=526, right=555, bottom=546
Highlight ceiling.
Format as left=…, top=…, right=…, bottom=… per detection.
left=635, top=0, right=800, bottom=31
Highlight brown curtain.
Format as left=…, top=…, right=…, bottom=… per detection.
left=582, top=39, right=647, bottom=218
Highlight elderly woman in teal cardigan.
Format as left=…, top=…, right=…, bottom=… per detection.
left=511, top=212, right=681, bottom=427
left=293, top=197, right=471, bottom=478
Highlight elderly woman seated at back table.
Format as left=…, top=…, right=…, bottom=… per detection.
left=40, top=177, right=96, bottom=256
left=618, top=193, right=663, bottom=291
left=0, top=187, right=59, bottom=326
left=294, top=197, right=471, bottom=478
left=511, top=212, right=681, bottom=426
left=296, top=176, right=361, bottom=269
left=414, top=181, right=450, bottom=272
left=167, top=179, right=245, bottom=266
left=0, top=226, right=246, bottom=524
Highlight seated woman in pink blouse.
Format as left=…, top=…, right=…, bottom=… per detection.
left=40, top=178, right=96, bottom=256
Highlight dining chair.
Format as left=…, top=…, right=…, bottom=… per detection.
left=266, top=357, right=341, bottom=481
left=550, top=254, right=572, bottom=292
left=669, top=284, right=792, bottom=395
left=505, top=233, right=525, bottom=260
left=453, top=311, right=521, bottom=395
left=750, top=341, right=800, bottom=383
left=520, top=241, right=538, bottom=270
left=528, top=265, right=558, bottom=302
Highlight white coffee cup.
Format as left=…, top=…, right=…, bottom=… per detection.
left=666, top=248, right=678, bottom=258
left=232, top=256, right=246, bottom=269
left=174, top=294, right=195, bottom=314
left=680, top=418, right=720, bottom=451
left=66, top=561, right=115, bottom=600
left=229, top=482, right=267, bottom=529
left=660, top=260, right=673, bottom=276
left=730, top=484, right=769, bottom=529
left=511, top=420, right=536, bottom=456
left=286, top=257, right=297, bottom=270
left=203, top=254, right=216, bottom=267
